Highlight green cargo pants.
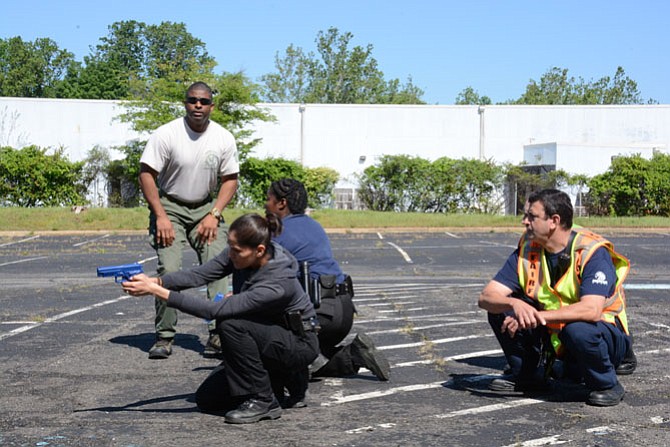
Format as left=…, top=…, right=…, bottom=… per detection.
left=149, top=195, right=229, bottom=339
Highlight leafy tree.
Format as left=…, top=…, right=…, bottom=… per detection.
left=261, top=28, right=424, bottom=104
left=357, top=155, right=504, bottom=213
left=237, top=157, right=338, bottom=209
left=58, top=21, right=216, bottom=100
left=81, top=146, right=112, bottom=206
left=451, top=158, right=505, bottom=213
left=357, top=154, right=427, bottom=212
left=0, top=146, right=87, bottom=206
left=586, top=153, right=670, bottom=216
left=105, top=140, right=144, bottom=207
left=302, top=166, right=340, bottom=208
left=514, top=66, right=646, bottom=105
left=261, top=45, right=313, bottom=103
left=0, top=37, right=75, bottom=97
left=504, top=163, right=577, bottom=214
left=455, top=87, right=492, bottom=105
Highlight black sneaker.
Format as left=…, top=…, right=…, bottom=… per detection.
left=352, top=333, right=391, bottom=381
left=203, top=332, right=222, bottom=357
left=224, top=396, right=282, bottom=424
left=148, top=337, right=173, bottom=359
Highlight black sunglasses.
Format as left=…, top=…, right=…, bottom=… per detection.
left=185, top=96, right=213, bottom=105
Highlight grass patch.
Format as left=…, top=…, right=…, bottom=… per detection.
left=0, top=206, right=669, bottom=232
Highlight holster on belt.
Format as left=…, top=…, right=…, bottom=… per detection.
left=318, top=274, right=337, bottom=299
left=285, top=311, right=305, bottom=336
left=300, top=261, right=321, bottom=309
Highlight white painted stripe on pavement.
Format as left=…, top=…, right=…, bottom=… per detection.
left=378, top=307, right=430, bottom=314
left=435, top=398, right=544, bottom=418
left=365, top=301, right=415, bottom=307
left=366, top=320, right=483, bottom=335
left=585, top=426, right=614, bottom=434
left=355, top=310, right=480, bottom=324
left=355, top=283, right=454, bottom=290
left=445, top=232, right=460, bottom=238
left=0, top=235, right=40, bottom=247
left=394, top=349, right=502, bottom=367
left=386, top=241, right=413, bottom=263
left=499, top=434, right=568, bottom=446
left=346, top=423, right=397, bottom=434
left=640, top=347, right=670, bottom=355
left=377, top=232, right=384, bottom=240
left=0, top=256, right=49, bottom=267
left=625, top=284, right=670, bottom=290
left=73, top=234, right=110, bottom=247
left=355, top=284, right=485, bottom=297
left=321, top=381, right=445, bottom=406
left=0, top=294, right=134, bottom=341
left=478, top=240, right=517, bottom=249
left=378, top=334, right=493, bottom=351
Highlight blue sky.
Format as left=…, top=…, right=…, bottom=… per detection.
left=1, top=0, right=668, bottom=104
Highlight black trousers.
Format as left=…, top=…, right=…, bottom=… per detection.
left=195, top=319, right=319, bottom=412
left=312, top=292, right=359, bottom=377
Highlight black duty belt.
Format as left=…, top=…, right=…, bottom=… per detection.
left=335, top=283, right=349, bottom=296
left=161, top=192, right=211, bottom=209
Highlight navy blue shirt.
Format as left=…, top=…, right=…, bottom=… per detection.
left=274, top=214, right=345, bottom=283
left=494, top=245, right=617, bottom=298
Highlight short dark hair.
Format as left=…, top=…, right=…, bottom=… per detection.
left=268, top=178, right=308, bottom=215
left=186, top=81, right=212, bottom=98
left=229, top=213, right=283, bottom=253
left=528, top=189, right=573, bottom=229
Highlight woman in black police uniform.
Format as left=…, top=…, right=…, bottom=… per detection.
left=266, top=179, right=390, bottom=381
left=122, top=213, right=319, bottom=424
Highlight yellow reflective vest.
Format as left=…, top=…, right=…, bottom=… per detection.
left=517, top=228, right=630, bottom=355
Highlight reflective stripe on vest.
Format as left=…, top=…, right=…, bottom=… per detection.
left=518, top=229, right=630, bottom=355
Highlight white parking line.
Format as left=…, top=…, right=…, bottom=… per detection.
left=355, top=311, right=480, bottom=324
left=0, top=295, right=134, bottom=341
left=73, top=234, right=110, bottom=247
left=0, top=256, right=49, bottom=267
left=366, top=320, right=483, bottom=335
left=626, top=284, right=670, bottom=290
left=478, top=240, right=517, bottom=249
left=499, top=434, right=568, bottom=446
left=0, top=235, right=40, bottom=247
left=378, top=334, right=493, bottom=351
left=321, top=381, right=445, bottom=406
left=394, top=349, right=502, bottom=367
left=386, top=241, right=413, bottom=263
left=365, top=301, right=416, bottom=307
left=435, top=398, right=544, bottom=418
left=379, top=307, right=431, bottom=313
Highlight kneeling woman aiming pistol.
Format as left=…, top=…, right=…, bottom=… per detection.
left=122, top=213, right=319, bottom=424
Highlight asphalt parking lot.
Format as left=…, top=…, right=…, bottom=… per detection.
left=0, top=230, right=669, bottom=447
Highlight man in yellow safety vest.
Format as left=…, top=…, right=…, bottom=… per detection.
left=478, top=189, right=635, bottom=406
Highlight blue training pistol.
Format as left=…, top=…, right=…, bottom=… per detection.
left=96, top=263, right=144, bottom=283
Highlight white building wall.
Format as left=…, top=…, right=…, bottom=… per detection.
left=1, top=97, right=669, bottom=189
left=250, top=104, right=481, bottom=186
left=0, top=97, right=143, bottom=161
